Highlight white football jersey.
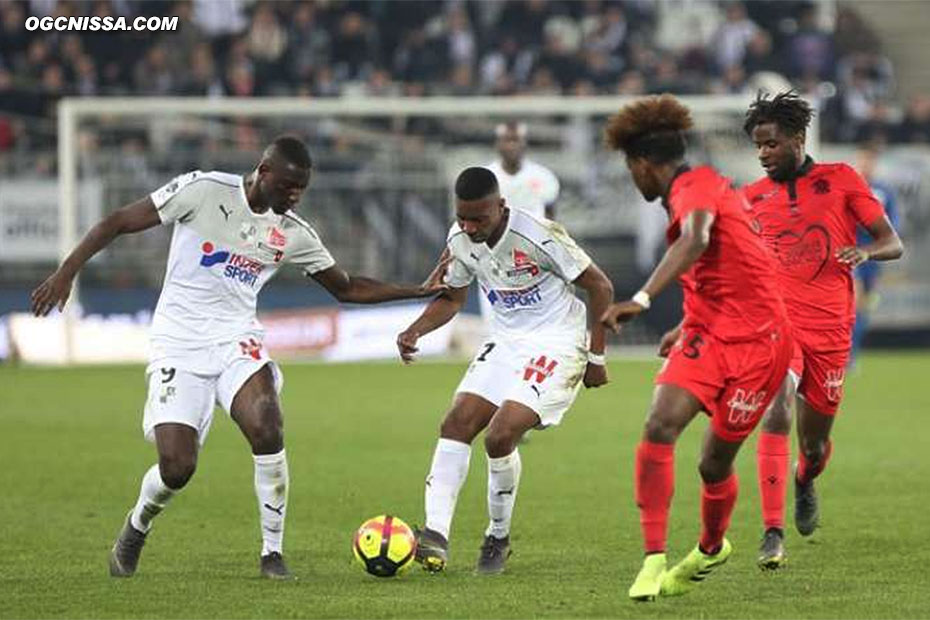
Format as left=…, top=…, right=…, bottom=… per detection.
left=148, top=171, right=335, bottom=354
left=445, top=209, right=591, bottom=336
left=485, top=159, right=560, bottom=220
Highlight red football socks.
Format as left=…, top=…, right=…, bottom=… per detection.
left=757, top=432, right=790, bottom=530
left=699, top=473, right=738, bottom=554
left=634, top=441, right=675, bottom=554
left=797, top=440, right=833, bottom=485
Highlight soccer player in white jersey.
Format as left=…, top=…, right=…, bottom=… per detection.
left=31, top=136, right=447, bottom=580
left=485, top=121, right=560, bottom=221
left=482, top=122, right=561, bottom=328
left=396, top=167, right=614, bottom=574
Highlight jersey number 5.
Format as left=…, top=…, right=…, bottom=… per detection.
left=683, top=334, right=704, bottom=359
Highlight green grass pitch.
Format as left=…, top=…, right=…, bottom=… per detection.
left=2, top=352, right=929, bottom=619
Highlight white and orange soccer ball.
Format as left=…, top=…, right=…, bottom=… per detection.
left=352, top=515, right=417, bottom=577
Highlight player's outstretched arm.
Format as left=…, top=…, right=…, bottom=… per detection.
left=836, top=214, right=904, bottom=268
left=573, top=263, right=613, bottom=388
left=601, top=209, right=713, bottom=332
left=311, top=254, right=451, bottom=304
left=396, top=286, right=468, bottom=364
left=31, top=197, right=161, bottom=316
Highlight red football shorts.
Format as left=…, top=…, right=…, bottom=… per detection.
left=656, top=323, right=794, bottom=442
left=793, top=326, right=851, bottom=416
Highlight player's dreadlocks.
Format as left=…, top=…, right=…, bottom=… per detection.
left=603, top=94, right=692, bottom=164
left=743, top=91, right=814, bottom=138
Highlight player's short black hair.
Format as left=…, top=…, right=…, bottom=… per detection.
left=270, top=135, right=313, bottom=169
left=743, top=91, right=814, bottom=138
left=455, top=167, right=499, bottom=201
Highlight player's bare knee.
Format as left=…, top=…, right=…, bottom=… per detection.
left=800, top=439, right=828, bottom=465
left=761, top=403, right=791, bottom=434
left=643, top=413, right=681, bottom=444
left=158, top=453, right=196, bottom=490
left=439, top=407, right=480, bottom=444
left=484, top=427, right=517, bottom=458
left=698, top=454, right=731, bottom=483
left=241, top=395, right=283, bottom=453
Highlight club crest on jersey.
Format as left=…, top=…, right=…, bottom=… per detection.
left=507, top=249, right=539, bottom=278
left=269, top=227, right=287, bottom=248
left=199, top=241, right=264, bottom=287
left=812, top=178, right=831, bottom=195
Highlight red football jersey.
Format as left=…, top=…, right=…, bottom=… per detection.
left=665, top=166, right=788, bottom=342
left=743, top=159, right=885, bottom=330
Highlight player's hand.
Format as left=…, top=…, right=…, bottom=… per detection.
left=600, top=300, right=645, bottom=333
left=583, top=362, right=608, bottom=388
left=30, top=269, right=73, bottom=317
left=419, top=248, right=452, bottom=297
left=396, top=328, right=420, bottom=364
left=658, top=326, right=682, bottom=358
left=835, top=246, right=870, bottom=268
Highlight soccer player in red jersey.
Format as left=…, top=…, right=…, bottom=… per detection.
left=601, top=95, right=794, bottom=600
left=743, top=91, right=903, bottom=564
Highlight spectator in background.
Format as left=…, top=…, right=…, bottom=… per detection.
left=786, top=3, right=834, bottom=82
left=713, top=2, right=758, bottom=73
left=247, top=3, right=288, bottom=92
left=193, top=0, right=248, bottom=61
left=0, top=2, right=30, bottom=62
left=584, top=3, right=628, bottom=57
left=287, top=2, right=330, bottom=84
left=496, top=0, right=550, bottom=50
left=179, top=43, right=223, bottom=97
left=743, top=30, right=782, bottom=77
left=162, top=1, right=204, bottom=78
left=479, top=35, right=534, bottom=94
left=446, top=5, right=476, bottom=69
left=133, top=44, right=174, bottom=96
left=896, top=94, right=930, bottom=144
left=331, top=11, right=377, bottom=81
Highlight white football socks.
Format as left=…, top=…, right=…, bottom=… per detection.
left=253, top=449, right=289, bottom=556
left=486, top=449, right=522, bottom=539
left=424, top=438, right=471, bottom=540
left=130, top=464, right=177, bottom=534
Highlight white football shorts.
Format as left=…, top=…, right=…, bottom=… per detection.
left=455, top=330, right=588, bottom=427
left=142, top=334, right=283, bottom=445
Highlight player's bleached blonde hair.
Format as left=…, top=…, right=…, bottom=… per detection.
left=604, top=94, right=693, bottom=162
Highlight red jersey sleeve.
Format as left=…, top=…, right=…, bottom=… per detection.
left=839, top=164, right=885, bottom=229
left=669, top=168, right=723, bottom=225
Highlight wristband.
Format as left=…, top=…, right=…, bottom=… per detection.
left=632, top=290, right=651, bottom=310
left=587, top=352, right=606, bottom=366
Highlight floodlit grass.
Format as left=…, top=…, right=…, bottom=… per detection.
left=2, top=352, right=928, bottom=618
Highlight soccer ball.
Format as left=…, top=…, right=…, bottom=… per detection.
left=352, top=515, right=417, bottom=577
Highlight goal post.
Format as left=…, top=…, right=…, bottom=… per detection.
left=55, top=94, right=819, bottom=362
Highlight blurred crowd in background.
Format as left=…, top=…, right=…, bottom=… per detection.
left=2, top=0, right=930, bottom=155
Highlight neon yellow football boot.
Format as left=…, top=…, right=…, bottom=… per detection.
left=628, top=553, right=667, bottom=602
left=660, top=538, right=732, bottom=597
